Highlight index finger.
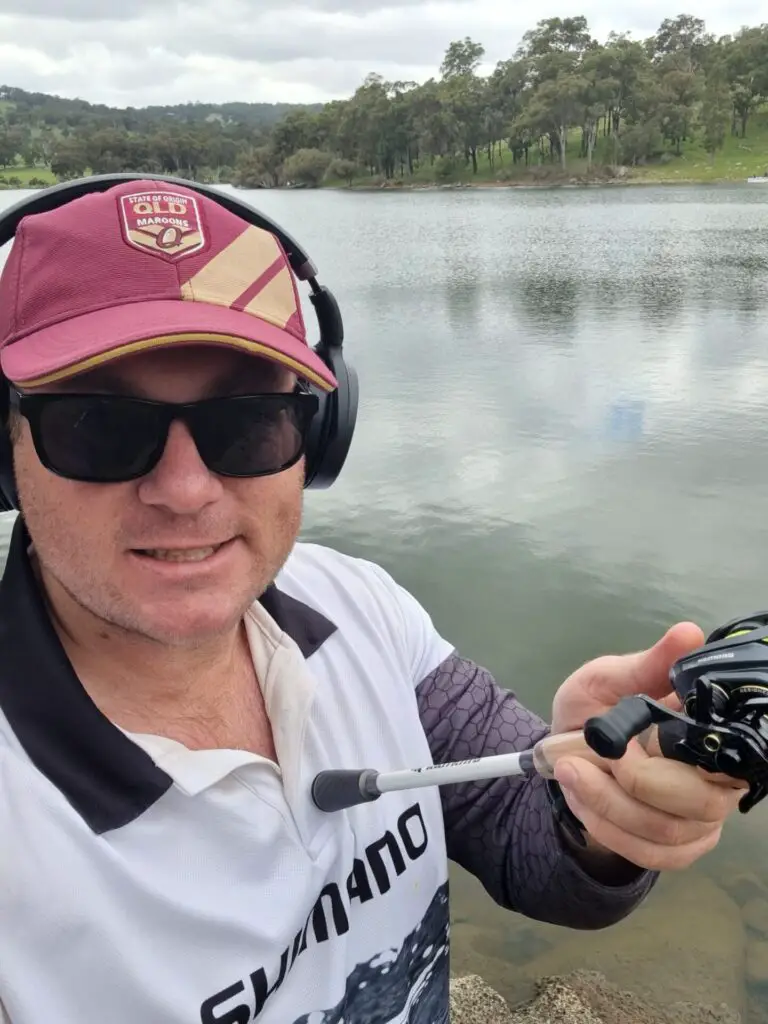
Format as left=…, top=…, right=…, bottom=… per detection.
left=609, top=740, right=743, bottom=821
left=635, top=727, right=748, bottom=790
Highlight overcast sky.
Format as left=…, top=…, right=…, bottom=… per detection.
left=0, top=0, right=762, bottom=109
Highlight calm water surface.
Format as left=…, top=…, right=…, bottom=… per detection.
left=3, top=183, right=768, bottom=1017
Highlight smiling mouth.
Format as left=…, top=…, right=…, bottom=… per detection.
left=134, top=542, right=231, bottom=563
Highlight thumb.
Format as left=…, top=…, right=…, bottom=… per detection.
left=625, top=621, right=705, bottom=700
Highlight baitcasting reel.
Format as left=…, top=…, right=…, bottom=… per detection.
left=584, top=612, right=768, bottom=813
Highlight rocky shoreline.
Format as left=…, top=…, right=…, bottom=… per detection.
left=449, top=971, right=740, bottom=1024
left=445, top=856, right=768, bottom=1024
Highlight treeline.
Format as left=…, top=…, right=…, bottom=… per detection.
left=0, top=86, right=322, bottom=184
left=247, top=14, right=768, bottom=187
left=0, top=14, right=767, bottom=188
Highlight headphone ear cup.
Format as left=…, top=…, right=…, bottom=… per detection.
left=0, top=386, right=18, bottom=511
left=0, top=447, right=17, bottom=512
left=303, top=346, right=359, bottom=490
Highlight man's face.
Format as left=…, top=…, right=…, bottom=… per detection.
left=12, top=346, right=305, bottom=647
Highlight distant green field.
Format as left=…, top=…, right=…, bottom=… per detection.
left=0, top=164, right=56, bottom=187
left=0, top=163, right=55, bottom=188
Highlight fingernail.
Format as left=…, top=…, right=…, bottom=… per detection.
left=556, top=762, right=578, bottom=789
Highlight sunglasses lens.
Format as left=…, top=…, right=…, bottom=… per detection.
left=193, top=395, right=314, bottom=476
left=36, top=397, right=163, bottom=482
left=27, top=392, right=317, bottom=482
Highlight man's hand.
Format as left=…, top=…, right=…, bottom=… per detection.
left=550, top=621, right=745, bottom=873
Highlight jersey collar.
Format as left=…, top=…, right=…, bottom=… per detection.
left=0, top=514, right=337, bottom=834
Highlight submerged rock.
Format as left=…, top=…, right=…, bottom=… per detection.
left=743, top=897, right=768, bottom=938
left=450, top=974, right=516, bottom=1024
left=516, top=873, right=746, bottom=1015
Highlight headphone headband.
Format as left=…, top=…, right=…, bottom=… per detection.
left=0, top=172, right=358, bottom=507
left=0, top=173, right=320, bottom=281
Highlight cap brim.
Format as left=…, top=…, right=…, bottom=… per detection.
left=0, top=299, right=338, bottom=392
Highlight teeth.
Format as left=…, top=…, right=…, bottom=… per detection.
left=142, top=546, right=219, bottom=563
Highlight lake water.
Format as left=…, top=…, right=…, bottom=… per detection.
left=3, top=182, right=768, bottom=1018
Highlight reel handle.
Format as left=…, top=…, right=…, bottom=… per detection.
left=583, top=696, right=655, bottom=758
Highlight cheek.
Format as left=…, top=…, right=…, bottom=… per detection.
left=15, top=427, right=304, bottom=568
left=237, top=466, right=303, bottom=542
left=14, top=436, right=125, bottom=562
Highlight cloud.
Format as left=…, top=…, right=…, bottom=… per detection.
left=0, top=0, right=763, bottom=107
left=0, top=0, right=453, bottom=14
left=0, top=0, right=162, bottom=19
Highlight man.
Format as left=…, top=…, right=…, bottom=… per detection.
left=0, top=179, right=740, bottom=1024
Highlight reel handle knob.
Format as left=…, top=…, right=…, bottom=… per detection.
left=583, top=696, right=654, bottom=759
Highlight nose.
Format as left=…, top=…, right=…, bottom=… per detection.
left=136, top=420, right=225, bottom=514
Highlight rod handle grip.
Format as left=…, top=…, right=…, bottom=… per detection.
left=532, top=730, right=618, bottom=777
left=311, top=768, right=380, bottom=812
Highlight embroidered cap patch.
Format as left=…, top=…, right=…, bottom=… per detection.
left=119, top=190, right=206, bottom=261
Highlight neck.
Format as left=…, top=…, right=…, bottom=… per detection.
left=38, top=565, right=265, bottom=752
left=63, top=618, right=247, bottom=721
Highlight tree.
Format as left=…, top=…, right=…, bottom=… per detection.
left=440, top=37, right=485, bottom=79
left=647, top=14, right=714, bottom=70
left=441, top=75, right=486, bottom=174
left=50, top=138, right=88, bottom=179
left=438, top=40, right=487, bottom=174
left=519, top=72, right=586, bottom=170
left=281, top=148, right=333, bottom=187
left=515, top=16, right=595, bottom=164
left=519, top=16, right=593, bottom=59
left=590, top=35, right=651, bottom=161
left=619, top=68, right=665, bottom=165
left=657, top=51, right=704, bottom=155
left=578, top=46, right=620, bottom=168
left=326, top=157, right=360, bottom=186
left=339, top=74, right=400, bottom=177
left=485, top=59, right=529, bottom=167
left=700, top=59, right=731, bottom=158
left=408, top=79, right=459, bottom=164
left=271, top=110, right=324, bottom=164
left=724, top=26, right=768, bottom=137
left=234, top=144, right=281, bottom=188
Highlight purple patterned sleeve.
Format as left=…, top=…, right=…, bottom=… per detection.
left=416, top=653, right=659, bottom=929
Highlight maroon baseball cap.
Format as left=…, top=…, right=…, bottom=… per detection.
left=0, top=180, right=338, bottom=392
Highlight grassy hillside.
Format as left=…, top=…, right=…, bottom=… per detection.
left=630, top=112, right=768, bottom=182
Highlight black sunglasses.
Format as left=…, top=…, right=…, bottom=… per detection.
left=8, top=387, right=319, bottom=484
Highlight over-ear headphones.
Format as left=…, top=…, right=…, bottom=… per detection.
left=0, top=172, right=359, bottom=511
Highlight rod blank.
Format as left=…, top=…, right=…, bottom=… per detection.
left=310, top=727, right=637, bottom=813
left=312, top=750, right=534, bottom=812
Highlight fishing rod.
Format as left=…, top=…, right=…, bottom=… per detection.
left=312, top=611, right=768, bottom=814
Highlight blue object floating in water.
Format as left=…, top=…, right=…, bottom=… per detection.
left=606, top=399, right=645, bottom=441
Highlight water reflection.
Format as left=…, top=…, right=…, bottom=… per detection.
left=515, top=272, right=580, bottom=334
left=443, top=275, right=482, bottom=335
left=273, top=184, right=768, bottom=1019
left=636, top=271, right=688, bottom=325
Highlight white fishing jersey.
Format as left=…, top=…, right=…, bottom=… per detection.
left=0, top=512, right=454, bottom=1024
